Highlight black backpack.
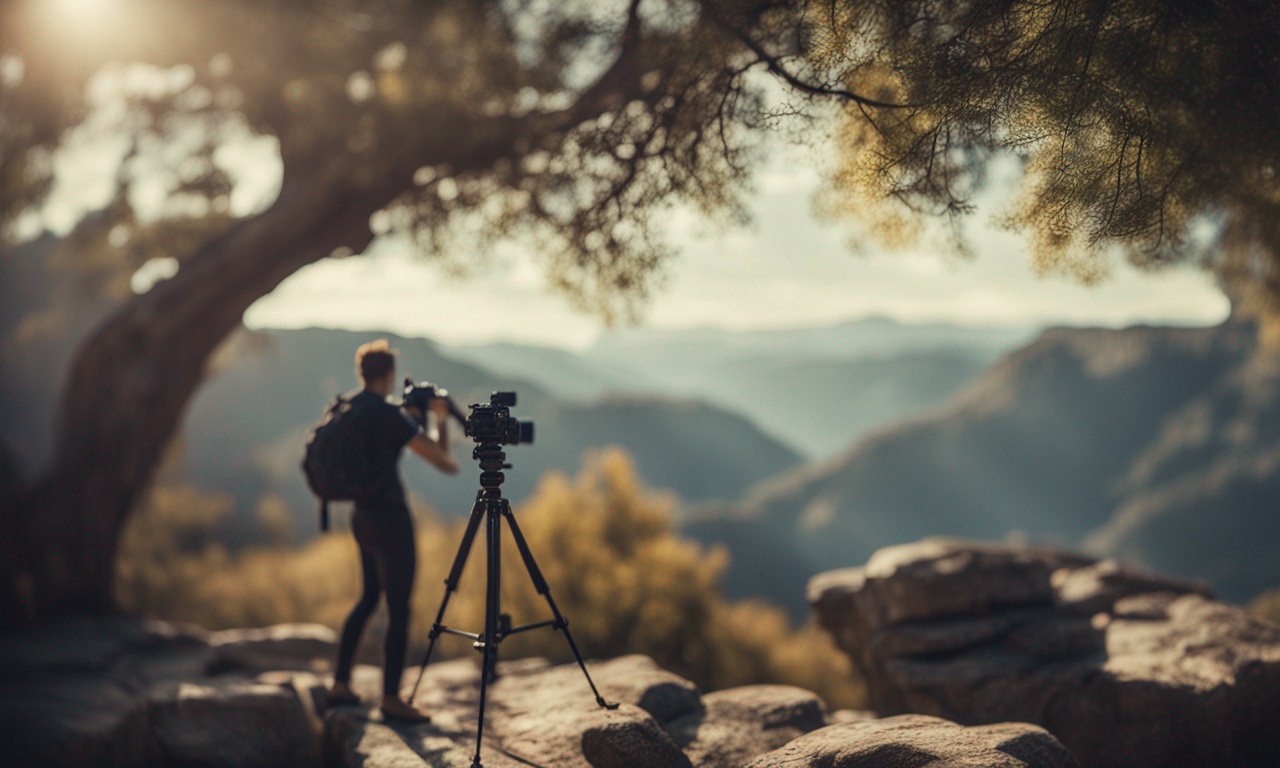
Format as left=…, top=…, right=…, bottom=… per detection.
left=301, top=394, right=377, bottom=531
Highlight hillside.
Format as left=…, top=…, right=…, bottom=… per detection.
left=687, top=321, right=1272, bottom=615
left=1086, top=349, right=1280, bottom=599
left=445, top=317, right=1031, bottom=457
left=182, top=327, right=802, bottom=539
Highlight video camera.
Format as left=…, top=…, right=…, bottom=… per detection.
left=465, top=391, right=534, bottom=445
left=402, top=380, right=534, bottom=445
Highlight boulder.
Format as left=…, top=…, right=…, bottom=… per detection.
left=743, top=715, right=1079, bottom=768
left=0, top=618, right=330, bottom=767
left=1, top=673, right=162, bottom=768
left=148, top=676, right=320, bottom=767
left=810, top=538, right=1280, bottom=768
left=664, top=685, right=828, bottom=768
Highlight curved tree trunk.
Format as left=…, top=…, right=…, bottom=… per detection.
left=1, top=158, right=411, bottom=624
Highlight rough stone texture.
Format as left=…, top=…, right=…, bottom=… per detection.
left=206, top=623, right=337, bottom=674
left=0, top=613, right=1086, bottom=768
left=665, top=685, right=828, bottom=768
left=810, top=538, right=1280, bottom=768
left=0, top=618, right=325, bottom=767
left=148, top=677, right=320, bottom=767
left=743, top=715, right=1080, bottom=768
left=329, top=656, right=698, bottom=768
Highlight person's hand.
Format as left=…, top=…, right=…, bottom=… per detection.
left=404, top=404, right=425, bottom=424
left=429, top=398, right=450, bottom=419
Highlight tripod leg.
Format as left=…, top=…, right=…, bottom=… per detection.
left=471, top=500, right=502, bottom=768
left=502, top=503, right=618, bottom=710
left=410, top=494, right=485, bottom=703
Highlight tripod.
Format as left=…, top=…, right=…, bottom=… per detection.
left=409, top=442, right=617, bottom=768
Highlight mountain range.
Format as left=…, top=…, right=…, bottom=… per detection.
left=444, top=317, right=1032, bottom=458
left=683, top=319, right=1277, bottom=615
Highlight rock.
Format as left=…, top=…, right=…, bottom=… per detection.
left=323, top=709, right=483, bottom=768
left=206, top=623, right=337, bottom=674
left=481, top=656, right=694, bottom=768
left=811, top=538, right=1280, bottom=768
left=326, top=655, right=696, bottom=768
left=1, top=673, right=162, bottom=768
left=147, top=676, right=320, bottom=767
left=0, top=618, right=341, bottom=767
left=592, top=654, right=704, bottom=724
left=665, top=685, right=828, bottom=768
left=744, top=715, right=1079, bottom=768
left=1051, top=558, right=1211, bottom=616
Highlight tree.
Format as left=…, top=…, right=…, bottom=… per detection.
left=5, top=0, right=1280, bottom=625
left=0, top=0, right=783, bottom=623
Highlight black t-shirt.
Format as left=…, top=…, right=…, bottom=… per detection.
left=350, top=389, right=420, bottom=509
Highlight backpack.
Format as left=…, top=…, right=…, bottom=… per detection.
left=301, top=394, right=377, bottom=531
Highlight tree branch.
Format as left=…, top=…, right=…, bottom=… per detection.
left=697, top=0, right=911, bottom=110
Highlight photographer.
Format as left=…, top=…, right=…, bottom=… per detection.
left=327, top=339, right=457, bottom=723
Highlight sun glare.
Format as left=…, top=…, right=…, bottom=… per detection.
left=34, top=0, right=131, bottom=54
left=50, top=0, right=114, bottom=18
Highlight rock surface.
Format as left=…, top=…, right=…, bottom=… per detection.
left=665, top=685, right=828, bottom=768
left=744, top=715, right=1080, bottom=768
left=0, top=618, right=327, bottom=767
left=810, top=538, right=1280, bottom=768
left=206, top=623, right=338, bottom=674
left=1, top=614, right=1079, bottom=768
left=329, top=654, right=1073, bottom=768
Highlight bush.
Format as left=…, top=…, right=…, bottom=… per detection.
left=117, top=448, right=865, bottom=709
left=1248, top=588, right=1280, bottom=625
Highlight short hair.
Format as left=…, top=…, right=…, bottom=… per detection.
left=355, top=338, right=397, bottom=383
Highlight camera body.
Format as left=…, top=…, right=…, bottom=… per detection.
left=403, top=378, right=469, bottom=426
left=466, top=391, right=534, bottom=445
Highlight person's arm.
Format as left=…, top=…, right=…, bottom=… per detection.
left=405, top=400, right=459, bottom=474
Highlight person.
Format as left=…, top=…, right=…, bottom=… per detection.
left=327, top=339, right=458, bottom=723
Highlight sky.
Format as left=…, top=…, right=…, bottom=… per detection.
left=243, top=150, right=1230, bottom=350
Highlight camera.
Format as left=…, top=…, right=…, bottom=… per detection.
left=402, top=378, right=468, bottom=425
left=465, top=391, right=534, bottom=445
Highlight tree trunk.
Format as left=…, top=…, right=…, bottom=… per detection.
left=0, top=158, right=411, bottom=624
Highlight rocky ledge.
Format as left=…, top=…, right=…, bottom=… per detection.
left=325, top=653, right=1076, bottom=768
left=809, top=538, right=1280, bottom=768
left=0, top=615, right=1079, bottom=767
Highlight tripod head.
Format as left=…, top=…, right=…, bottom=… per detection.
left=473, top=443, right=510, bottom=492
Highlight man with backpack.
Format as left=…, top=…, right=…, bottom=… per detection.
left=324, top=338, right=458, bottom=723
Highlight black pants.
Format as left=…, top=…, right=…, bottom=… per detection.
left=334, top=502, right=416, bottom=698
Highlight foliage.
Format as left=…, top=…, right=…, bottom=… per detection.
left=116, top=448, right=864, bottom=710
left=731, top=0, right=1280, bottom=315
left=1, top=0, right=772, bottom=320
left=1248, top=588, right=1280, bottom=626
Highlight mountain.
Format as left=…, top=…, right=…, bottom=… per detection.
left=1085, top=346, right=1280, bottom=600
left=685, top=321, right=1273, bottom=616
left=181, top=327, right=802, bottom=541
left=588, top=316, right=1033, bottom=364
left=445, top=317, right=1034, bottom=457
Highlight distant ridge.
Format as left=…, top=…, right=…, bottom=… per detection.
left=446, top=316, right=1034, bottom=457
left=684, top=320, right=1275, bottom=615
